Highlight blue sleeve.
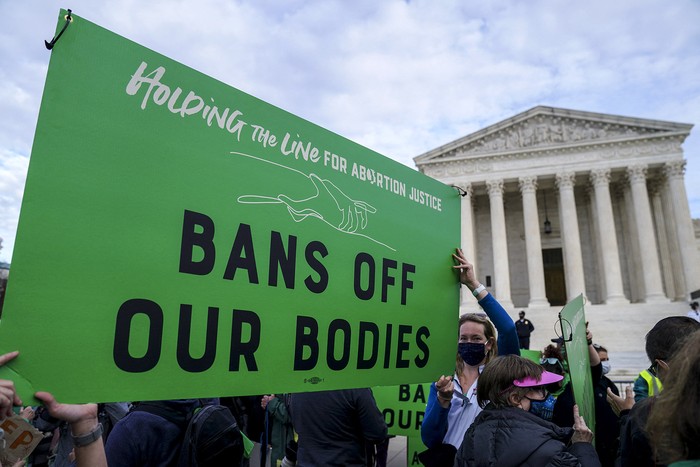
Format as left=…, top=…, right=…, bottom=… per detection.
left=420, top=382, right=449, bottom=448
left=478, top=293, right=520, bottom=356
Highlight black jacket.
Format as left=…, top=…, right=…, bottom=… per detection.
left=618, top=397, right=664, bottom=467
left=456, top=405, right=601, bottom=467
left=291, top=389, right=387, bottom=467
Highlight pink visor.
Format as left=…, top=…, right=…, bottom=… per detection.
left=513, top=370, right=564, bottom=387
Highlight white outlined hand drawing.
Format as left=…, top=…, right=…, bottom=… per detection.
left=233, top=151, right=394, bottom=251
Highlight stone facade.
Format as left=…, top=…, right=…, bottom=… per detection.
left=414, top=107, right=698, bottom=375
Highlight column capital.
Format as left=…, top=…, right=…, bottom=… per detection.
left=486, top=179, right=504, bottom=196
left=626, top=164, right=648, bottom=184
left=648, top=177, right=666, bottom=197
left=555, top=171, right=576, bottom=190
left=589, top=168, right=611, bottom=187
left=518, top=175, right=538, bottom=194
left=664, top=160, right=687, bottom=179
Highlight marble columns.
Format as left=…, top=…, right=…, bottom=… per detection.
left=486, top=179, right=514, bottom=309
left=589, top=169, right=628, bottom=304
left=664, top=160, right=700, bottom=295
left=626, top=164, right=669, bottom=303
left=556, top=172, right=586, bottom=302
left=518, top=176, right=549, bottom=307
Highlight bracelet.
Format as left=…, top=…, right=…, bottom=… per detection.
left=472, top=284, right=486, bottom=297
left=437, top=392, right=452, bottom=402
left=71, top=423, right=103, bottom=448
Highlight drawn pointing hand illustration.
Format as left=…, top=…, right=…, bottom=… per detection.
left=238, top=173, right=377, bottom=233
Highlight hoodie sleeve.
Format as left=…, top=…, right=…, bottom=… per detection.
left=420, top=382, right=449, bottom=448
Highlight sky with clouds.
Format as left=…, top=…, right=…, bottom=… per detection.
left=1, top=0, right=699, bottom=263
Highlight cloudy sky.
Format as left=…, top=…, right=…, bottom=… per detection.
left=1, top=0, right=699, bottom=263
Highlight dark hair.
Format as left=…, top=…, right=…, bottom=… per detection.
left=645, top=317, right=700, bottom=363
left=592, top=343, right=607, bottom=353
left=647, top=329, right=700, bottom=463
left=691, top=301, right=699, bottom=311
left=476, top=355, right=543, bottom=408
left=542, top=344, right=563, bottom=361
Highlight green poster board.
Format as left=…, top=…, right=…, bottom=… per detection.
left=373, top=383, right=430, bottom=465
left=519, top=349, right=542, bottom=363
left=0, top=11, right=459, bottom=404
left=559, top=295, right=595, bottom=433
left=373, top=383, right=430, bottom=438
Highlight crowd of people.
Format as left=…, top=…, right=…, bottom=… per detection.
left=1, top=248, right=699, bottom=466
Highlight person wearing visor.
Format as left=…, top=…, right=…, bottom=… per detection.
left=455, top=354, right=600, bottom=467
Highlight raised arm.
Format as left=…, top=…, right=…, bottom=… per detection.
left=452, top=249, right=519, bottom=355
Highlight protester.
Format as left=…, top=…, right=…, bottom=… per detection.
left=455, top=354, right=600, bottom=466
left=687, top=301, right=700, bottom=322
left=632, top=315, right=699, bottom=403
left=261, top=394, right=294, bottom=467
left=608, top=316, right=700, bottom=467
left=646, top=329, right=700, bottom=465
left=419, top=248, right=519, bottom=465
left=515, top=310, right=535, bottom=349
left=290, top=388, right=387, bottom=467
left=592, top=343, right=621, bottom=467
left=106, top=397, right=243, bottom=466
left=0, top=350, right=107, bottom=467
left=105, top=399, right=202, bottom=466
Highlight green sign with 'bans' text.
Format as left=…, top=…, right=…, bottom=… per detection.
left=0, top=11, right=460, bottom=404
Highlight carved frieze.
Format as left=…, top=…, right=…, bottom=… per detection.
left=450, top=115, right=667, bottom=157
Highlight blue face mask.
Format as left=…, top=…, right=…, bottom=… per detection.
left=458, top=342, right=486, bottom=366
left=527, top=394, right=556, bottom=421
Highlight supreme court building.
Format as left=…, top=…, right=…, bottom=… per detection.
left=414, top=106, right=699, bottom=321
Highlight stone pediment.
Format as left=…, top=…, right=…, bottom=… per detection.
left=415, top=106, right=693, bottom=164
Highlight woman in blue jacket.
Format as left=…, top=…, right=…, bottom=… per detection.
left=420, top=248, right=520, bottom=460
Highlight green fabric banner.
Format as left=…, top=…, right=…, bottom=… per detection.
left=559, top=294, right=595, bottom=433
left=0, top=11, right=459, bottom=403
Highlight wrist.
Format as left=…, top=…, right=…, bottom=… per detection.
left=471, top=284, right=486, bottom=297
left=70, top=416, right=100, bottom=437
left=71, top=421, right=103, bottom=448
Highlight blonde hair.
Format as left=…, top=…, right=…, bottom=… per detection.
left=455, top=313, right=498, bottom=374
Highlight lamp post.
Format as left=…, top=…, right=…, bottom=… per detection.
left=543, top=190, right=552, bottom=234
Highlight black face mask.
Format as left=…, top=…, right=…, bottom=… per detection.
left=458, top=342, right=486, bottom=366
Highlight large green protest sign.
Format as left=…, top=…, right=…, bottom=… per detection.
left=559, top=294, right=595, bottom=433
left=0, top=11, right=459, bottom=403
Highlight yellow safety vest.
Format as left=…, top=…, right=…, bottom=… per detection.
left=639, top=369, right=663, bottom=396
